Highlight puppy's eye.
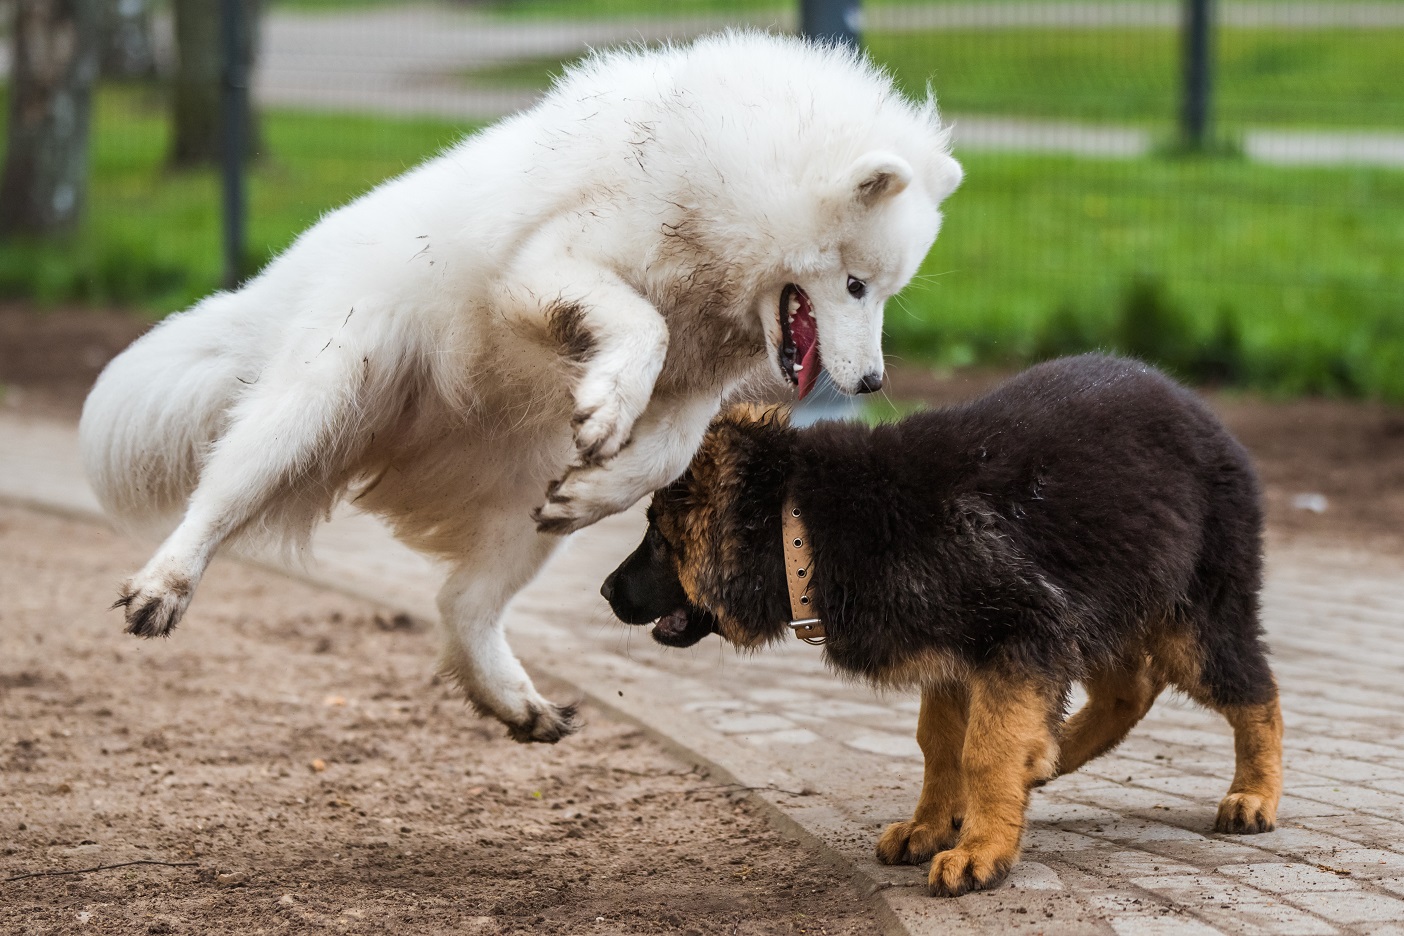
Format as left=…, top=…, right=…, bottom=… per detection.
left=847, top=276, right=866, bottom=299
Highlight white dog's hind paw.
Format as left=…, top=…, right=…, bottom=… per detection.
left=114, top=575, right=193, bottom=638
left=505, top=701, right=580, bottom=744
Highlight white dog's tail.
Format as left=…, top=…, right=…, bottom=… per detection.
left=79, top=291, right=255, bottom=539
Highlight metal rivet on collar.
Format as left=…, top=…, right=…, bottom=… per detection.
left=797, top=568, right=806, bottom=578
left=793, top=538, right=803, bottom=547
left=800, top=595, right=809, bottom=605
left=791, top=507, right=801, bottom=518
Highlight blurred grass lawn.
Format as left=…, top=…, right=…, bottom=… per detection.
left=0, top=87, right=1400, bottom=399
left=465, top=28, right=1404, bottom=130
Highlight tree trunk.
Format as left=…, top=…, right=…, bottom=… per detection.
left=99, top=0, right=156, bottom=79
left=0, top=0, right=102, bottom=239
left=170, top=0, right=260, bottom=167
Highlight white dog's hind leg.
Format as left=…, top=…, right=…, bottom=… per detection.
left=118, top=351, right=368, bottom=637
left=436, top=513, right=575, bottom=743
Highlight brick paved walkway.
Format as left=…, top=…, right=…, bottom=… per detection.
left=3, top=409, right=1403, bottom=934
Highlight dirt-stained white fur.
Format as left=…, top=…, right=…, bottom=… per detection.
left=79, top=32, right=962, bottom=742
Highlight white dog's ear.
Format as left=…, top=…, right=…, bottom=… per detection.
left=927, top=152, right=964, bottom=203
left=846, top=151, right=913, bottom=206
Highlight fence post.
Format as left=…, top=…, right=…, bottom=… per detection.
left=800, top=0, right=861, bottom=47
left=1180, top=0, right=1214, bottom=150
left=219, top=0, right=248, bottom=289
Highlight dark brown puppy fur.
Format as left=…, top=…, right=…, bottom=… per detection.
left=602, top=354, right=1283, bottom=897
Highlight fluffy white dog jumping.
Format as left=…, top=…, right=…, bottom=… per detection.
left=80, top=32, right=962, bottom=742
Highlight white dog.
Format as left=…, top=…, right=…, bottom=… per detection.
left=80, top=32, right=962, bottom=742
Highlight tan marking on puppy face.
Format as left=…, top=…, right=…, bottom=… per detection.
left=650, top=404, right=789, bottom=649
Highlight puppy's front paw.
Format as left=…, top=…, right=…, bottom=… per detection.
left=877, top=817, right=961, bottom=866
left=1215, top=792, right=1277, bottom=834
left=533, top=466, right=634, bottom=535
left=927, top=844, right=1014, bottom=898
left=114, top=573, right=193, bottom=638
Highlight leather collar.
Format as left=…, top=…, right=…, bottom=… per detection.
left=782, top=497, right=826, bottom=645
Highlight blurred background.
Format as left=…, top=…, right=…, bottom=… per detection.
left=1, top=0, right=1400, bottom=400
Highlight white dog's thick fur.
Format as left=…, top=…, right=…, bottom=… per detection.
left=80, top=32, right=962, bottom=742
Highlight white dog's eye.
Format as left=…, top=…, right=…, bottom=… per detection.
left=847, top=276, right=866, bottom=299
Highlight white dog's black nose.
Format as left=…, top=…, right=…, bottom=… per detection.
left=857, top=372, right=884, bottom=394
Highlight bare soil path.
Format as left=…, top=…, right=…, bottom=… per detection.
left=0, top=502, right=881, bottom=936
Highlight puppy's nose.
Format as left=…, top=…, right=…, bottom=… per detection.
left=600, top=569, right=618, bottom=603
left=857, top=371, right=884, bottom=394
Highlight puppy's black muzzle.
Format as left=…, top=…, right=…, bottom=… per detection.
left=602, top=531, right=717, bottom=647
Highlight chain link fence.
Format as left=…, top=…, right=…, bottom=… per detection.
left=2, top=0, right=1401, bottom=397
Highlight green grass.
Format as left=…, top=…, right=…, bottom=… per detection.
left=477, top=0, right=785, bottom=20
left=1, top=89, right=1400, bottom=400
left=892, top=153, right=1404, bottom=398
left=872, top=28, right=1404, bottom=129
left=463, top=28, right=1404, bottom=130
left=0, top=87, right=471, bottom=312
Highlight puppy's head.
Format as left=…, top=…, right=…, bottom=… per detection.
left=601, top=405, right=794, bottom=649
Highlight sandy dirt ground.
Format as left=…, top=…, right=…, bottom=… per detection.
left=0, top=503, right=881, bottom=935
left=3, top=303, right=1402, bottom=936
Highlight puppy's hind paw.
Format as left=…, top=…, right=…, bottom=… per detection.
left=113, top=576, right=192, bottom=638
left=876, top=817, right=961, bottom=866
left=505, top=701, right=581, bottom=744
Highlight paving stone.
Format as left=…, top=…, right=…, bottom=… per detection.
left=844, top=730, right=923, bottom=759
left=1281, top=890, right=1404, bottom=924
left=1217, top=863, right=1360, bottom=893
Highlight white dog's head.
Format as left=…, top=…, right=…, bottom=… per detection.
left=761, top=150, right=961, bottom=399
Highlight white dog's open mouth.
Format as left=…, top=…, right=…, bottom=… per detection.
left=779, top=284, right=821, bottom=400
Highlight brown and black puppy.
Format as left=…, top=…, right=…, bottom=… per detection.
left=601, top=354, right=1283, bottom=897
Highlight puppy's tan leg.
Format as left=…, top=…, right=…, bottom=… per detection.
left=1214, top=693, right=1283, bottom=834
left=927, top=673, right=1057, bottom=897
left=877, top=683, right=969, bottom=865
left=1056, top=659, right=1163, bottom=777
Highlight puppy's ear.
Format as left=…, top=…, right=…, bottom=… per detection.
left=845, top=151, right=914, bottom=207
left=714, top=403, right=790, bottom=431
left=703, top=404, right=792, bottom=468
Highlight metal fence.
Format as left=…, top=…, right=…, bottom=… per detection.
left=3, top=0, right=1402, bottom=397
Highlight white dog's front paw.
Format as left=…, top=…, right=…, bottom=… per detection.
left=532, top=466, right=634, bottom=535
left=114, top=567, right=195, bottom=638
left=570, top=392, right=635, bottom=467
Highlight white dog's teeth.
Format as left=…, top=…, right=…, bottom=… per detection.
left=793, top=364, right=804, bottom=372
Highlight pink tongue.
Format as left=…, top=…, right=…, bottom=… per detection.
left=796, top=337, right=821, bottom=400
left=653, top=609, right=689, bottom=640
left=790, top=300, right=821, bottom=400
